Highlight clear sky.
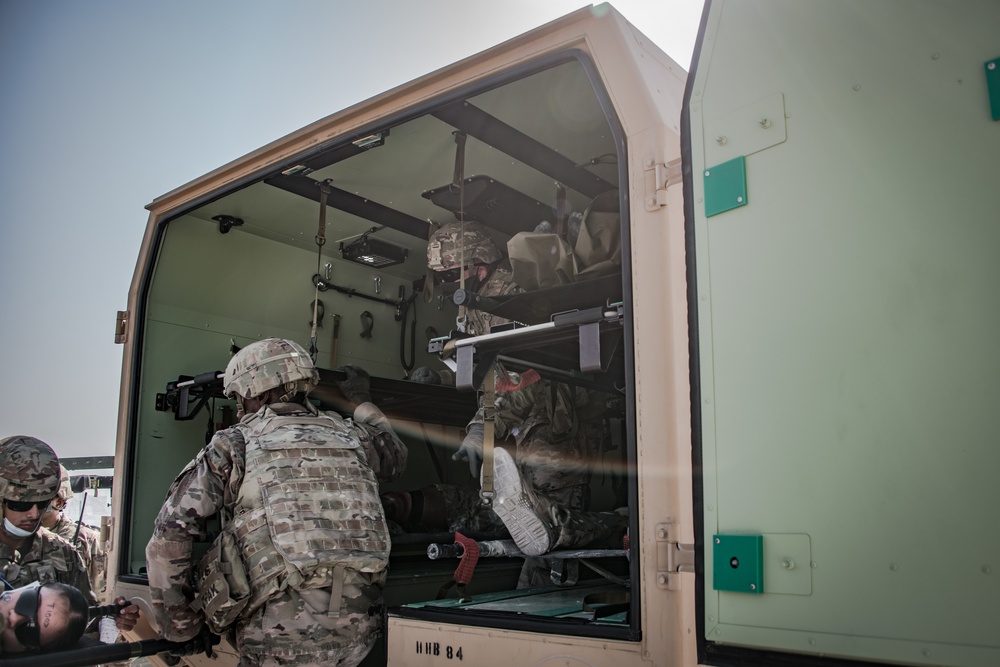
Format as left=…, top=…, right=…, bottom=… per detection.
left=0, top=0, right=703, bottom=459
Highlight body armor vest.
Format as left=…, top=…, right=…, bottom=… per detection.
left=228, top=407, right=390, bottom=615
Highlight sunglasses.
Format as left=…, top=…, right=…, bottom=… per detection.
left=13, top=585, right=42, bottom=651
left=3, top=499, right=52, bottom=513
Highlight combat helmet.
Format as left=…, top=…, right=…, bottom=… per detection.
left=223, top=337, right=319, bottom=402
left=0, top=436, right=61, bottom=503
left=426, top=221, right=502, bottom=271
left=55, top=465, right=74, bottom=502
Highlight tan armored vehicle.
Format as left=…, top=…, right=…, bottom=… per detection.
left=104, top=2, right=999, bottom=667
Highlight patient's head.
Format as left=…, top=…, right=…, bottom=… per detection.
left=1, top=582, right=88, bottom=653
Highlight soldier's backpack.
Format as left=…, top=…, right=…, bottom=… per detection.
left=507, top=189, right=620, bottom=290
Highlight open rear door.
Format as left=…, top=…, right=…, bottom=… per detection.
left=685, top=1, right=1000, bottom=666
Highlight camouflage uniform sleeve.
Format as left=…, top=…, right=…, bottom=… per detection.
left=65, top=545, right=97, bottom=605
left=351, top=402, right=408, bottom=482
left=56, top=532, right=97, bottom=605
left=145, top=429, right=241, bottom=641
left=31, top=530, right=98, bottom=605
left=83, top=524, right=106, bottom=595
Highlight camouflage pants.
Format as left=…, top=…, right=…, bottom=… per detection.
left=235, top=572, right=383, bottom=667
left=238, top=643, right=371, bottom=667
left=437, top=423, right=626, bottom=553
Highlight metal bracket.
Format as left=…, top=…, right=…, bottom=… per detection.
left=102, top=515, right=113, bottom=552
left=643, top=157, right=683, bottom=210
left=656, top=523, right=695, bottom=590
left=156, top=371, right=225, bottom=420
left=114, top=310, right=128, bottom=344
left=550, top=558, right=580, bottom=587
left=452, top=306, right=622, bottom=391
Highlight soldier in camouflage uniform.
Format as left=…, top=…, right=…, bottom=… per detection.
left=41, top=466, right=106, bottom=596
left=0, top=436, right=138, bottom=634
left=0, top=436, right=96, bottom=605
left=146, top=337, right=408, bottom=667
left=0, top=581, right=89, bottom=654
left=411, top=221, right=626, bottom=580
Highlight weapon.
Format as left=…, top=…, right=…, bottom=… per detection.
left=155, top=371, right=225, bottom=421
left=0, top=634, right=219, bottom=667
left=428, top=537, right=630, bottom=592
left=427, top=539, right=627, bottom=561
left=71, top=491, right=88, bottom=545
left=451, top=288, right=502, bottom=313
left=87, top=599, right=129, bottom=621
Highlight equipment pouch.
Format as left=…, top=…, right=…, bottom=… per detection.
left=192, top=527, right=251, bottom=633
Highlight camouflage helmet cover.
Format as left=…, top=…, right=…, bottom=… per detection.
left=56, top=464, right=74, bottom=502
left=0, top=436, right=61, bottom=502
left=426, top=221, right=502, bottom=271
left=223, top=337, right=319, bottom=401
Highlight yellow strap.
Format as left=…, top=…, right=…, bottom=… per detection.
left=310, top=180, right=332, bottom=362
left=480, top=365, right=496, bottom=505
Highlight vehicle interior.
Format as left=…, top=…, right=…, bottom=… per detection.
left=121, top=49, right=638, bottom=656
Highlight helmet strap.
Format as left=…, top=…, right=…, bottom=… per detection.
left=451, top=131, right=468, bottom=298
left=276, top=382, right=299, bottom=404
left=465, top=266, right=484, bottom=294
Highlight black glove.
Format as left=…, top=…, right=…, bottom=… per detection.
left=410, top=366, right=441, bottom=384
left=335, top=364, right=372, bottom=405
left=167, top=627, right=218, bottom=660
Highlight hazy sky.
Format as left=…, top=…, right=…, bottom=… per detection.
left=0, top=0, right=703, bottom=459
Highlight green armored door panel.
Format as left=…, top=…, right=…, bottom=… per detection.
left=688, top=1, right=1000, bottom=666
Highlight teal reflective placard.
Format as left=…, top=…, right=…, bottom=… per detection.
left=704, top=156, right=747, bottom=217
left=986, top=57, right=1000, bottom=121
left=713, top=534, right=764, bottom=594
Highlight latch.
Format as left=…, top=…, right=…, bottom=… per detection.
left=643, top=157, right=683, bottom=211
left=656, top=522, right=695, bottom=590
left=114, top=310, right=128, bottom=344
left=101, top=515, right=113, bottom=552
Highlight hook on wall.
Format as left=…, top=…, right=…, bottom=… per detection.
left=213, top=215, right=244, bottom=234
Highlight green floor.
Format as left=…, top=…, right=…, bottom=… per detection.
left=403, top=582, right=630, bottom=624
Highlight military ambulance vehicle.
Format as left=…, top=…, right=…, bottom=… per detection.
left=103, top=2, right=999, bottom=666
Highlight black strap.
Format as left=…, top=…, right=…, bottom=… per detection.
left=582, top=590, right=630, bottom=620
left=555, top=182, right=567, bottom=237
left=360, top=311, right=375, bottom=339
left=451, top=131, right=467, bottom=192
left=435, top=579, right=469, bottom=602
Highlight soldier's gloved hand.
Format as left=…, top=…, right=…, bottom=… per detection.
left=335, top=365, right=372, bottom=405
left=410, top=366, right=441, bottom=384
left=167, top=627, right=218, bottom=659
left=452, top=423, right=485, bottom=477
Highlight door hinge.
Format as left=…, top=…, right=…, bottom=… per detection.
left=101, top=515, right=114, bottom=555
left=644, top=157, right=683, bottom=211
left=114, top=310, right=128, bottom=344
left=656, top=522, right=695, bottom=590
